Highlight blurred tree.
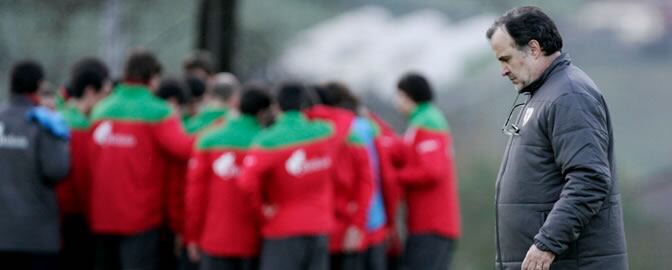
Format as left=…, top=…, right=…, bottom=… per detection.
left=197, top=0, right=238, bottom=72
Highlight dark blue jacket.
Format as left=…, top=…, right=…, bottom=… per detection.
left=0, top=95, right=70, bottom=252
left=495, top=54, right=628, bottom=269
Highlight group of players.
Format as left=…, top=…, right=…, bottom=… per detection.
left=0, top=48, right=460, bottom=270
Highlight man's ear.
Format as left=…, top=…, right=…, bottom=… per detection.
left=527, top=39, right=543, bottom=58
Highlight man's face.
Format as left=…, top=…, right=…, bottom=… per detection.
left=489, top=27, right=536, bottom=90
left=394, top=90, right=415, bottom=116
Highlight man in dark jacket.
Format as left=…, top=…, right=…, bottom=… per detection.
left=0, top=60, right=71, bottom=269
left=487, top=6, right=628, bottom=270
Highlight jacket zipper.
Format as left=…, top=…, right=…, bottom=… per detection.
left=495, top=93, right=530, bottom=269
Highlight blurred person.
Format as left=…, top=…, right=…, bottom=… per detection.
left=88, top=48, right=194, bottom=270
left=184, top=84, right=273, bottom=270
left=58, top=57, right=112, bottom=270
left=324, top=82, right=404, bottom=270
left=237, top=83, right=337, bottom=270
left=358, top=108, right=404, bottom=270
left=314, top=83, right=405, bottom=270
left=154, top=77, right=195, bottom=270
left=184, top=76, right=207, bottom=120
left=487, top=6, right=627, bottom=270
left=394, top=73, right=461, bottom=270
left=183, top=50, right=217, bottom=118
left=0, top=60, right=70, bottom=269
left=183, top=50, right=217, bottom=83
left=155, top=77, right=192, bottom=112
left=37, top=82, right=57, bottom=110
left=309, top=83, right=372, bottom=270
left=305, top=84, right=356, bottom=143
left=184, top=72, right=240, bottom=133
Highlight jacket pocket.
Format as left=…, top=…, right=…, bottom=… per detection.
left=498, top=204, right=547, bottom=263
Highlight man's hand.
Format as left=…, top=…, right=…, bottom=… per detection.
left=521, top=244, right=555, bottom=270
left=187, top=243, right=201, bottom=263
left=342, top=225, right=363, bottom=252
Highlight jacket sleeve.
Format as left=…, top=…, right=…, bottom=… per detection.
left=534, top=92, right=612, bottom=255
left=184, top=150, right=210, bottom=244
left=377, top=136, right=402, bottom=230
left=37, top=125, right=71, bottom=185
left=154, top=116, right=195, bottom=160
left=349, top=142, right=374, bottom=231
left=396, top=129, right=453, bottom=187
left=237, top=147, right=272, bottom=218
left=69, top=130, right=93, bottom=211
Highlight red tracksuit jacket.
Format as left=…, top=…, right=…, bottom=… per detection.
left=164, top=109, right=228, bottom=236
left=305, top=105, right=354, bottom=143
left=238, top=111, right=337, bottom=238
left=184, top=115, right=261, bottom=257
left=88, top=84, right=194, bottom=235
left=397, top=103, right=461, bottom=239
left=57, top=105, right=92, bottom=217
left=329, top=129, right=373, bottom=253
left=306, top=106, right=373, bottom=252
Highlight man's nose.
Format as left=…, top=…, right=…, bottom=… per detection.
left=500, top=65, right=510, bottom=77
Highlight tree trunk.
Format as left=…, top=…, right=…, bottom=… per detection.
left=197, top=0, right=238, bottom=73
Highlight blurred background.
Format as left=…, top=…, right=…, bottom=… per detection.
left=1, top=0, right=671, bottom=268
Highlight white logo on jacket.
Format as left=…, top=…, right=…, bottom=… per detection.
left=213, top=152, right=239, bottom=178
left=416, top=139, right=439, bottom=154
left=522, top=107, right=535, bottom=127
left=0, top=122, right=29, bottom=149
left=93, top=121, right=136, bottom=147
left=285, top=149, right=332, bottom=176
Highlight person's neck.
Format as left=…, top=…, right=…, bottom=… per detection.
left=69, top=99, right=90, bottom=115
left=202, top=99, right=227, bottom=110
left=533, top=51, right=562, bottom=81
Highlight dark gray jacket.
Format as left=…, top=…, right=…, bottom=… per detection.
left=495, top=54, right=628, bottom=270
left=0, top=95, right=70, bottom=252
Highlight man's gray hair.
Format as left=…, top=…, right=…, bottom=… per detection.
left=210, top=72, right=240, bottom=101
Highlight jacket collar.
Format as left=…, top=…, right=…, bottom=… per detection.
left=276, top=111, right=307, bottom=124
left=409, top=102, right=432, bottom=121
left=9, top=94, right=38, bottom=107
left=519, top=53, right=571, bottom=94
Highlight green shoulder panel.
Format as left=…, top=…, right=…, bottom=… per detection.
left=196, top=116, right=260, bottom=150
left=91, top=84, right=171, bottom=123
left=409, top=103, right=450, bottom=132
left=346, top=129, right=365, bottom=146
left=185, top=107, right=228, bottom=134
left=253, top=112, right=334, bottom=149
left=366, top=117, right=383, bottom=137
left=59, top=105, right=90, bottom=130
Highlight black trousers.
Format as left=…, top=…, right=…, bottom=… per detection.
left=0, top=251, right=59, bottom=270
left=330, top=252, right=363, bottom=270
left=387, top=255, right=402, bottom=270
left=60, top=214, right=95, bottom=270
left=177, top=247, right=199, bottom=270
left=402, top=234, right=456, bottom=270
left=364, top=244, right=387, bottom=270
left=200, top=252, right=258, bottom=270
left=95, top=228, right=160, bottom=270
left=260, top=236, right=329, bottom=270
left=157, top=227, right=198, bottom=270
left=331, top=243, right=386, bottom=270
